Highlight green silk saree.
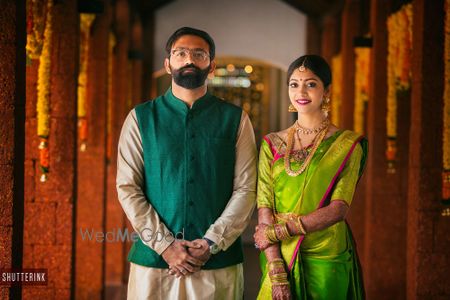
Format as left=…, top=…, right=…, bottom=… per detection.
left=257, top=130, right=367, bottom=300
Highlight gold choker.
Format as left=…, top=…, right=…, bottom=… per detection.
left=295, top=118, right=330, bottom=135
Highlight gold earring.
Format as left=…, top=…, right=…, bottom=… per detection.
left=321, top=97, right=330, bottom=117
left=288, top=104, right=297, bottom=112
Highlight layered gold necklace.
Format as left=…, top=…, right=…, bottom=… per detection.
left=284, top=119, right=330, bottom=177
left=295, top=118, right=330, bottom=135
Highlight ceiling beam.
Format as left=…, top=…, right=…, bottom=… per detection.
left=282, top=0, right=344, bottom=18
left=138, top=0, right=344, bottom=18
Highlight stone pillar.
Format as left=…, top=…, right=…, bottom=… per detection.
left=363, top=1, right=408, bottom=298
left=339, top=0, right=360, bottom=129
left=120, top=13, right=145, bottom=282
left=320, top=13, right=370, bottom=258
left=321, top=14, right=341, bottom=64
left=22, top=0, right=78, bottom=298
left=75, top=3, right=111, bottom=299
left=306, top=17, right=321, bottom=55
left=407, top=0, right=449, bottom=298
left=23, top=19, right=39, bottom=300
left=141, top=12, right=155, bottom=99
left=331, top=2, right=369, bottom=263
left=130, top=15, right=144, bottom=106
left=105, top=0, right=129, bottom=286
left=0, top=0, right=26, bottom=299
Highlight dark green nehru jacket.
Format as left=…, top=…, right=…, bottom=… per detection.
left=129, top=88, right=243, bottom=269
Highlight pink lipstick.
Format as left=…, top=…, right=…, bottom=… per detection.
left=295, top=99, right=311, bottom=105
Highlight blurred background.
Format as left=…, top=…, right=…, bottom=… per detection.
left=1, top=0, right=449, bottom=299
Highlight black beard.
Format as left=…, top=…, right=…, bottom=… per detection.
left=171, top=63, right=210, bottom=89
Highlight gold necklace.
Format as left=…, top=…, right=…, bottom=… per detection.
left=284, top=123, right=328, bottom=177
left=296, top=118, right=330, bottom=135
left=291, top=132, right=309, bottom=162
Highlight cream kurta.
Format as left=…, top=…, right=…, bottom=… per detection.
left=116, top=109, right=257, bottom=299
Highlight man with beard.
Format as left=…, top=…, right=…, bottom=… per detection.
left=116, top=27, right=257, bottom=299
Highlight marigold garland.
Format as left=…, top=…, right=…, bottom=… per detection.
left=331, top=54, right=342, bottom=127
left=442, top=0, right=450, bottom=207
left=77, top=14, right=96, bottom=152
left=36, top=0, right=52, bottom=182
left=26, top=0, right=47, bottom=60
left=353, top=47, right=371, bottom=135
left=386, top=3, right=413, bottom=173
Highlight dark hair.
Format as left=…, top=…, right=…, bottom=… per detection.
left=165, top=27, right=216, bottom=60
left=287, top=55, right=332, bottom=88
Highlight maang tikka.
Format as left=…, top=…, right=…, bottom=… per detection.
left=298, top=57, right=307, bottom=72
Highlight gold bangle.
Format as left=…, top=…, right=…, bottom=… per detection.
left=267, top=261, right=284, bottom=268
left=269, top=272, right=287, bottom=278
left=280, top=223, right=292, bottom=239
left=264, top=225, right=279, bottom=243
left=291, top=220, right=301, bottom=235
left=269, top=271, right=289, bottom=286
left=295, top=216, right=306, bottom=235
left=274, top=223, right=292, bottom=241
left=267, top=260, right=284, bottom=270
left=272, top=281, right=290, bottom=286
left=271, top=277, right=288, bottom=283
left=268, top=265, right=285, bottom=273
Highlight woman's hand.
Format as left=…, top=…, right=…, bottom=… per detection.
left=272, top=284, right=292, bottom=300
left=254, top=223, right=272, bottom=250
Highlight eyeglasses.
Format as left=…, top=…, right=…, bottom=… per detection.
left=170, top=48, right=210, bottom=62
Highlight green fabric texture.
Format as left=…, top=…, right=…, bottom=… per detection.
left=130, top=88, right=244, bottom=269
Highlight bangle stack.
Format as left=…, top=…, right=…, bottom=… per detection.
left=267, top=258, right=285, bottom=273
left=274, top=223, right=292, bottom=241
left=269, top=272, right=289, bottom=286
left=264, top=224, right=278, bottom=243
left=264, top=222, right=294, bottom=244
left=267, top=259, right=289, bottom=286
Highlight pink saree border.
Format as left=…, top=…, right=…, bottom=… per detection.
left=263, top=136, right=283, bottom=163
left=287, top=135, right=364, bottom=272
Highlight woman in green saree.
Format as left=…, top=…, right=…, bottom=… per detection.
left=254, top=55, right=367, bottom=300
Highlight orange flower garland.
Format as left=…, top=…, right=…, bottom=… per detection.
left=26, top=0, right=47, bottom=60
left=331, top=54, right=342, bottom=127
left=442, top=0, right=450, bottom=209
left=36, top=0, right=52, bottom=182
left=353, top=47, right=371, bottom=134
left=386, top=3, right=413, bottom=173
left=77, top=14, right=96, bottom=152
